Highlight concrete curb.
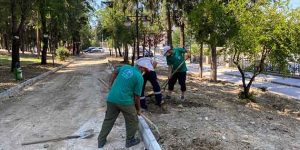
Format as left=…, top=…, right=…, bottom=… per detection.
left=267, top=90, right=299, bottom=100
left=217, top=72, right=299, bottom=100
left=138, top=116, right=161, bottom=150
left=0, top=60, right=74, bottom=101
left=224, top=72, right=300, bottom=89
left=188, top=71, right=299, bottom=100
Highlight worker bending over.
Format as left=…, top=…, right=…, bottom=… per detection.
left=136, top=57, right=162, bottom=110
left=98, top=63, right=147, bottom=148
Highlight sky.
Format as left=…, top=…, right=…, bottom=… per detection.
left=290, top=0, right=300, bottom=8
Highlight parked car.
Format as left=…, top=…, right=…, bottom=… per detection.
left=144, top=49, right=153, bottom=57
left=83, top=47, right=95, bottom=53
left=90, top=47, right=104, bottom=53
left=139, top=48, right=153, bottom=57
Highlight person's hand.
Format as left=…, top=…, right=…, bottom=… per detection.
left=137, top=109, right=142, bottom=115
left=185, top=54, right=191, bottom=60
left=152, top=61, right=158, bottom=69
left=168, top=73, right=172, bottom=79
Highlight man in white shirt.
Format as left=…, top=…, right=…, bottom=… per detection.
left=136, top=57, right=162, bottom=110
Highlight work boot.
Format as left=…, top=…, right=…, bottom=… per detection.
left=180, top=95, right=185, bottom=101
left=125, top=137, right=140, bottom=148
left=98, top=139, right=106, bottom=148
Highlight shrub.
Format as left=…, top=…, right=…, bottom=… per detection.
left=56, top=47, right=70, bottom=61
left=238, top=90, right=256, bottom=103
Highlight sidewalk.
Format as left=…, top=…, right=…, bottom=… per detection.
left=153, top=54, right=300, bottom=100
left=223, top=70, right=300, bottom=88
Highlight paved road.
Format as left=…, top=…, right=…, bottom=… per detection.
left=153, top=54, right=300, bottom=100
left=0, top=53, right=144, bottom=150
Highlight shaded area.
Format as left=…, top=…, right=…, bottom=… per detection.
left=0, top=51, right=69, bottom=92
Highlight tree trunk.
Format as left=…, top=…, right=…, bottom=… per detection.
left=132, top=41, right=136, bottom=65
left=118, top=47, right=122, bottom=57
left=11, top=0, right=20, bottom=72
left=76, top=42, right=80, bottom=56
left=72, top=40, right=76, bottom=55
left=135, top=0, right=140, bottom=58
left=114, top=46, right=118, bottom=57
left=142, top=34, right=145, bottom=57
left=148, top=37, right=152, bottom=57
left=4, top=20, right=11, bottom=53
left=210, top=45, right=217, bottom=81
left=199, top=42, right=203, bottom=78
left=123, top=44, right=129, bottom=63
left=75, top=31, right=80, bottom=56
left=165, top=0, right=172, bottom=47
left=36, top=27, right=41, bottom=58
left=40, top=0, right=48, bottom=65
left=20, top=28, right=25, bottom=54
left=180, top=23, right=185, bottom=48
left=3, top=34, right=10, bottom=53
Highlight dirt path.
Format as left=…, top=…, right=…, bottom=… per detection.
left=0, top=54, right=144, bottom=150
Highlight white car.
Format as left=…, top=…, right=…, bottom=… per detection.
left=90, top=47, right=104, bottom=53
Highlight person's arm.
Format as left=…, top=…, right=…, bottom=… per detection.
left=166, top=56, right=173, bottom=78
left=134, top=95, right=141, bottom=115
left=168, top=65, right=173, bottom=79
left=134, top=74, right=144, bottom=115
left=185, top=50, right=191, bottom=60
left=109, top=70, right=118, bottom=88
left=152, top=60, right=158, bottom=69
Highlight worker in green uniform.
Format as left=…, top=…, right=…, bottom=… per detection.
left=98, top=63, right=147, bottom=148
left=162, top=45, right=190, bottom=101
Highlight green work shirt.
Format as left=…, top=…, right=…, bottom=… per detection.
left=107, top=65, right=144, bottom=105
left=166, top=47, right=187, bottom=72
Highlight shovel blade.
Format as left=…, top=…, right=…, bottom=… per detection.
left=80, top=129, right=94, bottom=139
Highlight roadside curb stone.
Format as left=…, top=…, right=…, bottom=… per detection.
left=0, top=60, right=74, bottom=102
left=224, top=72, right=300, bottom=89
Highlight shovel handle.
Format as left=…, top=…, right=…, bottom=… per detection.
left=21, top=135, right=80, bottom=146
left=140, top=114, right=160, bottom=138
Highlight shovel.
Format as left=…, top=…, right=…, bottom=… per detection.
left=21, top=129, right=94, bottom=146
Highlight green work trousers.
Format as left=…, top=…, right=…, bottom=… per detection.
left=98, top=102, right=138, bottom=143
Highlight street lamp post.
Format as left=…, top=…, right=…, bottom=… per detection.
left=135, top=0, right=139, bottom=61
left=124, top=14, right=148, bottom=65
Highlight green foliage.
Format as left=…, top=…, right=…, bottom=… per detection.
left=190, top=43, right=200, bottom=55
left=187, top=0, right=238, bottom=46
left=172, top=28, right=180, bottom=47
left=227, top=0, right=292, bottom=72
left=56, top=47, right=70, bottom=61
left=80, top=24, right=93, bottom=49
left=97, top=6, right=134, bottom=49
left=238, top=90, right=256, bottom=102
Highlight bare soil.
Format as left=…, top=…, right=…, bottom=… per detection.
left=143, top=69, right=300, bottom=150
